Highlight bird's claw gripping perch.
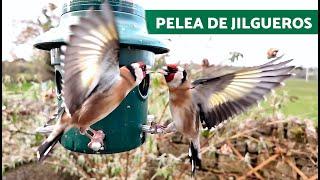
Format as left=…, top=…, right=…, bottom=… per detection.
left=84, top=129, right=106, bottom=151
left=141, top=123, right=166, bottom=134
left=141, top=115, right=167, bottom=134
left=152, top=124, right=166, bottom=134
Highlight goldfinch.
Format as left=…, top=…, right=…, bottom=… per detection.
left=158, top=56, right=295, bottom=175
left=37, top=1, right=149, bottom=161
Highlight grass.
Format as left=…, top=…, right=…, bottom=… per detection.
left=265, top=78, right=318, bottom=123
left=3, top=82, right=34, bottom=93
left=281, top=78, right=317, bottom=120
left=3, top=77, right=316, bottom=121
left=3, top=78, right=317, bottom=123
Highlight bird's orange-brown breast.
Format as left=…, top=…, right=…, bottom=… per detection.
left=70, top=66, right=136, bottom=128
left=168, top=81, right=192, bottom=106
left=119, top=67, right=137, bottom=87
left=169, top=82, right=199, bottom=138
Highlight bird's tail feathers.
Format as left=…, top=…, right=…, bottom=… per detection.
left=37, top=129, right=64, bottom=162
left=189, top=139, right=202, bottom=176
left=36, top=113, right=70, bottom=162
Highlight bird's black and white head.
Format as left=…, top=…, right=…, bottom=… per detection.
left=126, top=62, right=150, bottom=85
left=159, top=64, right=187, bottom=88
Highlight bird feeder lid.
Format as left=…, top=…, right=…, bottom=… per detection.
left=33, top=0, right=169, bottom=54
left=62, top=0, right=145, bottom=18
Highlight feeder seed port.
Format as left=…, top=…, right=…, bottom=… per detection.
left=37, top=114, right=158, bottom=135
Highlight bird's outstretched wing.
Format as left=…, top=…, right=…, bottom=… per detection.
left=191, top=57, right=295, bottom=129
left=61, top=2, right=119, bottom=115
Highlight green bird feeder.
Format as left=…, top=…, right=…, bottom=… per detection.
left=34, top=0, right=169, bottom=154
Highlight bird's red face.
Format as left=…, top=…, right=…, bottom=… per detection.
left=162, top=64, right=178, bottom=82
left=158, top=64, right=187, bottom=87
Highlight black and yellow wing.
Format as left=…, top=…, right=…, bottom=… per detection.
left=191, top=57, right=295, bottom=129
left=61, top=1, right=119, bottom=115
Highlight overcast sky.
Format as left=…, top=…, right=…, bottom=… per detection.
left=2, top=0, right=318, bottom=67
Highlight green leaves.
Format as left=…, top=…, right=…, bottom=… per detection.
left=34, top=133, right=45, bottom=146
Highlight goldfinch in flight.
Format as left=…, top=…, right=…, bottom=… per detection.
left=37, top=1, right=149, bottom=161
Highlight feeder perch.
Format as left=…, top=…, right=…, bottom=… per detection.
left=34, top=0, right=169, bottom=154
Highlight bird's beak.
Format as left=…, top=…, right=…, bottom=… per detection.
left=146, top=65, right=154, bottom=74
left=157, top=69, right=168, bottom=75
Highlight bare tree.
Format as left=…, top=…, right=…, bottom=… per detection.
left=14, top=3, right=59, bottom=45
left=13, top=3, right=60, bottom=81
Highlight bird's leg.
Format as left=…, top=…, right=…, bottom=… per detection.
left=82, top=129, right=93, bottom=138
left=163, top=122, right=177, bottom=134
left=151, top=122, right=177, bottom=134
left=87, top=127, right=105, bottom=139
left=80, top=127, right=106, bottom=151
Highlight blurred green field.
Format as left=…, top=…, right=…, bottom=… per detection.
left=270, top=78, right=318, bottom=123
left=4, top=78, right=318, bottom=123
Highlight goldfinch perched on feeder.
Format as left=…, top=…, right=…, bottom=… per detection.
left=157, top=56, right=295, bottom=175
left=37, top=1, right=150, bottom=161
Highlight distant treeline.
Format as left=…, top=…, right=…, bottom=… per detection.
left=2, top=58, right=317, bottom=83
left=2, top=58, right=54, bottom=83
left=293, top=67, right=318, bottom=80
